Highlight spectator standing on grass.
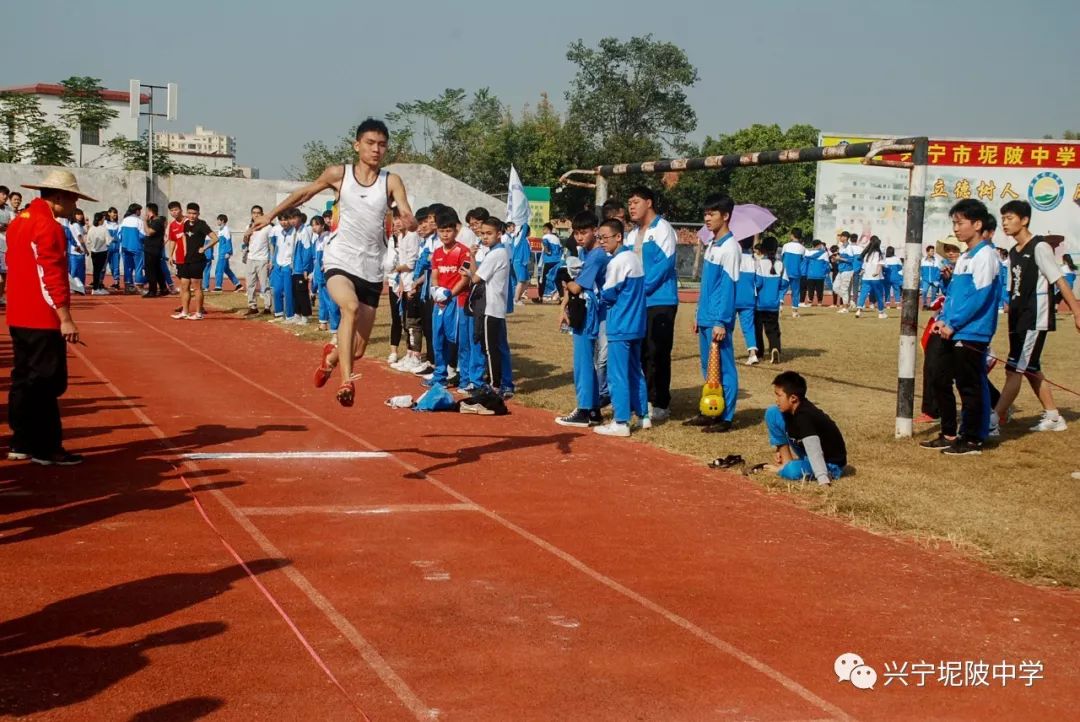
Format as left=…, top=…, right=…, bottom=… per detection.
left=66, top=208, right=87, bottom=288
left=781, top=228, right=806, bottom=317
left=624, top=186, right=679, bottom=422
left=555, top=211, right=609, bottom=428
left=86, top=211, right=111, bottom=295
left=734, top=235, right=760, bottom=365
left=920, top=199, right=1001, bottom=456
left=289, top=211, right=314, bottom=325
left=754, top=236, right=787, bottom=364
left=595, top=218, right=649, bottom=437
left=539, top=223, right=564, bottom=302
left=801, top=240, right=829, bottom=307
left=854, top=235, right=887, bottom=319
left=684, top=194, right=740, bottom=433
left=243, top=205, right=273, bottom=315
left=105, top=206, right=121, bottom=289
left=883, top=247, right=903, bottom=308
left=915, top=235, right=963, bottom=425
left=6, top=170, right=94, bottom=465
left=834, top=231, right=855, bottom=311
left=990, top=200, right=1080, bottom=436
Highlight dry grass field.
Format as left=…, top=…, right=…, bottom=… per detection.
left=210, top=290, right=1080, bottom=587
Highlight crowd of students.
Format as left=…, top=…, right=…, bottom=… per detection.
left=4, top=174, right=1079, bottom=476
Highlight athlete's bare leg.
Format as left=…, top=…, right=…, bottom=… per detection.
left=192, top=279, right=204, bottom=316
left=178, top=278, right=191, bottom=314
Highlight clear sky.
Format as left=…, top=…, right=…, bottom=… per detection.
left=3, top=0, right=1077, bottom=179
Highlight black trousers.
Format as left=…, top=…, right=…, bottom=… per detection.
left=423, top=295, right=435, bottom=364
left=801, top=278, right=825, bottom=304
left=388, top=287, right=403, bottom=348
left=642, top=305, right=677, bottom=409
left=481, top=315, right=507, bottom=390
left=9, top=327, right=67, bottom=457
left=921, top=333, right=945, bottom=418
left=540, top=262, right=563, bottom=299
left=291, top=276, right=312, bottom=316
left=930, top=338, right=989, bottom=441
left=403, top=292, right=423, bottom=353
left=144, top=249, right=164, bottom=295
left=91, top=251, right=109, bottom=290
left=754, top=310, right=781, bottom=353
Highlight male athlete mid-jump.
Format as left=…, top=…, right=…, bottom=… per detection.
left=248, top=118, right=416, bottom=406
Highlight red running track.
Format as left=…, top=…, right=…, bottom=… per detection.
left=1, top=295, right=1078, bottom=720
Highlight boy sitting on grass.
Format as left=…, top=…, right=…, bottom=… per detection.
left=760, top=371, right=847, bottom=486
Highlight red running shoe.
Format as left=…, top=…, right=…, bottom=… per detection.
left=914, top=412, right=938, bottom=424
left=314, top=343, right=336, bottom=388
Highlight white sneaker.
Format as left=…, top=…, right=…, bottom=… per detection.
left=878, top=312, right=888, bottom=319
left=387, top=351, right=399, bottom=365
left=171, top=311, right=188, bottom=320
left=837, top=308, right=848, bottom=314
left=649, top=406, right=671, bottom=422
left=594, top=421, right=631, bottom=438
left=1031, top=415, right=1067, bottom=432
left=412, top=361, right=434, bottom=375
left=855, top=309, right=862, bottom=318
left=270, top=315, right=285, bottom=323
left=296, top=316, right=309, bottom=325
left=791, top=310, right=800, bottom=318
left=639, top=416, right=653, bottom=430
left=420, top=373, right=434, bottom=382
left=745, top=352, right=760, bottom=366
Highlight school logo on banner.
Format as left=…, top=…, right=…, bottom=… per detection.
left=1028, top=172, right=1065, bottom=211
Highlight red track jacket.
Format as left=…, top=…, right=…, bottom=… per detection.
left=5, top=198, right=70, bottom=330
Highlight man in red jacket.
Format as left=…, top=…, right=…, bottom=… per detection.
left=6, top=170, right=94, bottom=465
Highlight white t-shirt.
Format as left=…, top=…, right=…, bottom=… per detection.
left=861, top=251, right=884, bottom=280
left=275, top=227, right=296, bottom=267
left=476, top=244, right=509, bottom=319
left=457, top=226, right=479, bottom=250
left=247, top=225, right=271, bottom=262
left=68, top=221, right=85, bottom=256
left=86, top=225, right=111, bottom=253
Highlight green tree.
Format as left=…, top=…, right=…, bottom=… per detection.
left=26, top=122, right=74, bottom=166
left=565, top=35, right=699, bottom=161
left=58, top=76, right=119, bottom=166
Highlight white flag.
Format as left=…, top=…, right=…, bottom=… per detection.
left=506, top=165, right=530, bottom=230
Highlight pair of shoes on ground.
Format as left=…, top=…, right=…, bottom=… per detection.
left=8, top=448, right=84, bottom=465
left=919, top=435, right=983, bottom=455
left=555, top=408, right=603, bottom=427
left=708, top=454, right=744, bottom=469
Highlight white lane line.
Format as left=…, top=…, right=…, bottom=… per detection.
left=240, top=504, right=478, bottom=516
left=108, top=302, right=855, bottom=722
left=71, top=344, right=436, bottom=722
left=183, top=451, right=389, bottom=460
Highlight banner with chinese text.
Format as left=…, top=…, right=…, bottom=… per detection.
left=813, top=133, right=1080, bottom=255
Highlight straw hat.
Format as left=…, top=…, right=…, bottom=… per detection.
left=935, top=235, right=963, bottom=256
left=22, top=169, right=97, bottom=202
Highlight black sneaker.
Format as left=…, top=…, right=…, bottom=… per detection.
left=683, top=414, right=717, bottom=427
left=942, top=439, right=983, bottom=456
left=555, top=409, right=592, bottom=428
left=31, top=450, right=85, bottom=466
left=701, top=419, right=734, bottom=434
left=919, top=435, right=954, bottom=450
left=588, top=409, right=603, bottom=426
left=770, top=349, right=781, bottom=364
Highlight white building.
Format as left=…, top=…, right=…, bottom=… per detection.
left=0, top=83, right=145, bottom=169
left=156, top=125, right=235, bottom=156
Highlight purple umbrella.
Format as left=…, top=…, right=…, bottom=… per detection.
left=697, top=204, right=777, bottom=243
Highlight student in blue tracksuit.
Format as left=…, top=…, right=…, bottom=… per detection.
left=105, top=206, right=121, bottom=289
left=882, top=246, right=903, bottom=307
left=201, top=226, right=215, bottom=289
left=920, top=246, right=942, bottom=308
left=834, top=233, right=855, bottom=310
left=556, top=212, right=609, bottom=427
left=997, top=248, right=1010, bottom=312
left=595, top=218, right=648, bottom=437
left=764, top=371, right=847, bottom=486
left=781, top=228, right=806, bottom=316
left=625, top=186, right=680, bottom=421
left=920, top=199, right=1001, bottom=456
left=270, top=211, right=297, bottom=321
left=411, top=209, right=438, bottom=372
left=855, top=235, right=887, bottom=318
left=755, top=236, right=788, bottom=364
left=539, top=223, right=564, bottom=300
left=311, top=215, right=340, bottom=334
left=734, top=236, right=759, bottom=365
left=510, top=221, right=531, bottom=304
left=801, top=241, right=829, bottom=306
left=685, top=194, right=739, bottom=433
left=213, top=214, right=242, bottom=291
left=290, top=213, right=314, bottom=324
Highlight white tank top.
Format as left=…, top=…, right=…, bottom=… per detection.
left=323, top=164, right=389, bottom=282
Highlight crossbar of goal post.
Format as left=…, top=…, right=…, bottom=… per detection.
left=559, top=136, right=930, bottom=438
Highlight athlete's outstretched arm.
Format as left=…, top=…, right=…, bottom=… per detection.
left=246, top=165, right=344, bottom=238
left=387, top=173, right=417, bottom=231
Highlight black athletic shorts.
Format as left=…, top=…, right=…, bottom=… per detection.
left=324, top=268, right=382, bottom=309
left=1006, top=329, right=1047, bottom=374
left=176, top=261, right=206, bottom=280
